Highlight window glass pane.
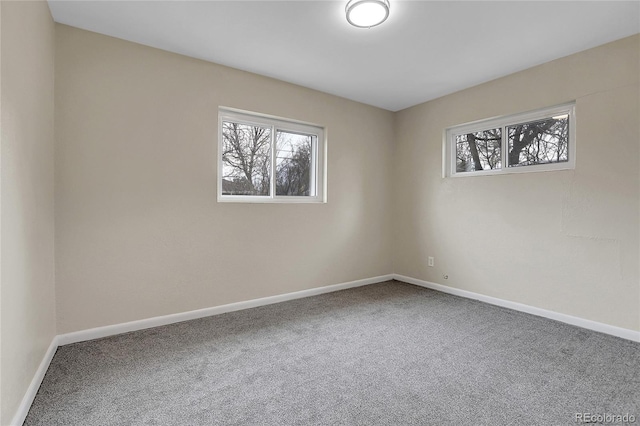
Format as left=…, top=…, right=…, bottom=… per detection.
left=507, top=115, right=569, bottom=167
left=275, top=131, right=315, bottom=196
left=221, top=121, right=271, bottom=196
left=455, top=128, right=502, bottom=173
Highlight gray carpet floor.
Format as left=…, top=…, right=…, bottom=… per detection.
left=25, top=281, right=639, bottom=425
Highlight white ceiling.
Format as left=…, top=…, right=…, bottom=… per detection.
left=48, top=1, right=640, bottom=112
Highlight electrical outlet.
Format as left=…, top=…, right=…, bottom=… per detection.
left=428, top=257, right=434, bottom=267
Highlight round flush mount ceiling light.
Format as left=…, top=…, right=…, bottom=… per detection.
left=346, top=0, right=390, bottom=28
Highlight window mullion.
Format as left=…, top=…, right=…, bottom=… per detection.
left=271, top=125, right=276, bottom=198
left=311, top=136, right=318, bottom=196
left=501, top=125, right=507, bottom=170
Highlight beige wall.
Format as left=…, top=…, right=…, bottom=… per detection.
left=0, top=1, right=56, bottom=425
left=54, top=25, right=395, bottom=334
left=55, top=27, right=639, bottom=334
left=393, top=35, right=640, bottom=331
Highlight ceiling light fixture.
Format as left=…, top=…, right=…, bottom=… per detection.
left=345, top=0, right=390, bottom=28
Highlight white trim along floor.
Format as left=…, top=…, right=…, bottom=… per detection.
left=11, top=274, right=640, bottom=425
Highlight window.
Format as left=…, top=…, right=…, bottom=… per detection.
left=218, top=108, right=325, bottom=202
left=444, top=103, right=575, bottom=177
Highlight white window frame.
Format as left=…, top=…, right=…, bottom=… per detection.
left=444, top=102, right=576, bottom=178
left=218, top=107, right=326, bottom=203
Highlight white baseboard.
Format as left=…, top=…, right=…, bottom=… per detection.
left=13, top=274, right=393, bottom=425
left=57, top=274, right=394, bottom=346
left=393, top=274, right=640, bottom=343
left=13, top=272, right=638, bottom=425
left=10, top=336, right=60, bottom=426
